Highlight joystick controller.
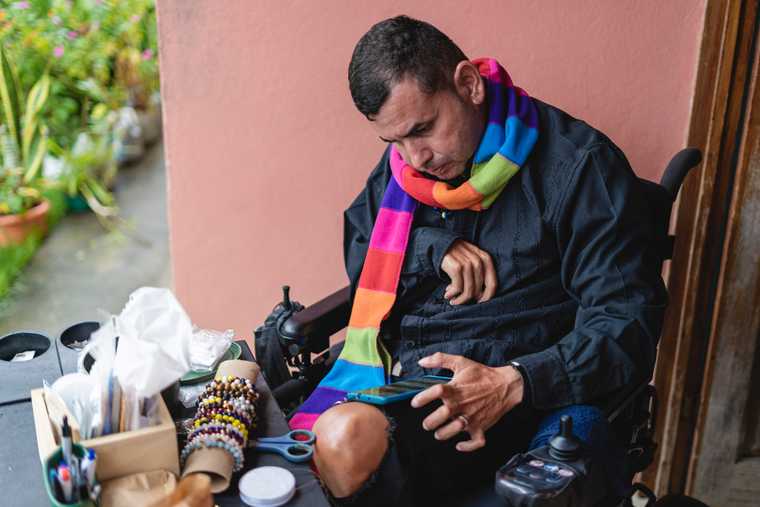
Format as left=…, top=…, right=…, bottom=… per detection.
left=495, top=416, right=606, bottom=506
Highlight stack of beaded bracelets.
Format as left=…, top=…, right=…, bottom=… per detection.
left=181, top=375, right=260, bottom=472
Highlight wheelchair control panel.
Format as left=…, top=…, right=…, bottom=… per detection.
left=495, top=415, right=605, bottom=507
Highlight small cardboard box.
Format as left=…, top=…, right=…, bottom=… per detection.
left=30, top=388, right=180, bottom=481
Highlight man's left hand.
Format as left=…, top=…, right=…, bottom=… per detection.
left=410, top=352, right=524, bottom=452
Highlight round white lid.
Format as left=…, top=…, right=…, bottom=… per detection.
left=239, top=466, right=296, bottom=507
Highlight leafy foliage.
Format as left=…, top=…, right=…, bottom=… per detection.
left=1, top=0, right=159, bottom=149
left=0, top=45, right=50, bottom=214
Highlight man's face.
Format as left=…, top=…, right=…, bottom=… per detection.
left=370, top=73, right=485, bottom=181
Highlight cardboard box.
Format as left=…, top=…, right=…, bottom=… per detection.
left=30, top=388, right=179, bottom=481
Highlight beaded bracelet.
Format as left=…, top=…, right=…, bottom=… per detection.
left=193, top=409, right=253, bottom=432
left=181, top=432, right=245, bottom=472
left=203, top=376, right=258, bottom=403
left=182, top=374, right=259, bottom=473
left=185, top=427, right=245, bottom=452
left=199, top=395, right=255, bottom=415
left=187, top=423, right=246, bottom=447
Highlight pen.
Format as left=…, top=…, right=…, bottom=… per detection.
left=81, top=448, right=96, bottom=487
left=48, top=469, right=62, bottom=502
left=79, top=449, right=97, bottom=500
left=57, top=464, right=72, bottom=503
left=61, top=416, right=82, bottom=500
left=61, top=416, right=73, bottom=465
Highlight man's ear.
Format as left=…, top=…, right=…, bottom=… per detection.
left=453, top=61, right=485, bottom=105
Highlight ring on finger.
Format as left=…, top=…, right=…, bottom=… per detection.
left=457, top=414, right=469, bottom=430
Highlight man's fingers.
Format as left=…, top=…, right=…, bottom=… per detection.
left=451, top=260, right=474, bottom=305
left=443, top=257, right=463, bottom=299
left=410, top=382, right=446, bottom=408
left=417, top=352, right=461, bottom=371
left=455, top=429, right=487, bottom=452
left=479, top=251, right=498, bottom=302
left=434, top=415, right=468, bottom=440
left=442, top=240, right=497, bottom=304
left=422, top=403, right=451, bottom=432
left=472, top=254, right=485, bottom=300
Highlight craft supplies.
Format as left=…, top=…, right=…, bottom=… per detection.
left=182, top=360, right=260, bottom=493
left=250, top=430, right=316, bottom=463
left=238, top=466, right=296, bottom=507
left=58, top=464, right=72, bottom=503
left=44, top=443, right=101, bottom=506
left=81, top=448, right=97, bottom=488
left=61, top=416, right=73, bottom=467
left=181, top=371, right=260, bottom=474
left=32, top=388, right=180, bottom=481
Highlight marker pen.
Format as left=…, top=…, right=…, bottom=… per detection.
left=58, top=465, right=72, bottom=503
left=81, top=448, right=96, bottom=486
left=48, top=469, right=62, bottom=502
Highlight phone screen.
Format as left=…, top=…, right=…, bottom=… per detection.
left=355, top=376, right=449, bottom=398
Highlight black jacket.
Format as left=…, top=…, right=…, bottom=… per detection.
left=343, top=99, right=668, bottom=411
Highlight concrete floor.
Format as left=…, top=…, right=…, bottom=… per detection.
left=0, top=141, right=171, bottom=338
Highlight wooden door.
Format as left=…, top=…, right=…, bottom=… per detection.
left=685, top=12, right=760, bottom=503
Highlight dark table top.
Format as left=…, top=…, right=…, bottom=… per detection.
left=0, top=340, right=329, bottom=507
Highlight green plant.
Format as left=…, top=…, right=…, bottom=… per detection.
left=0, top=0, right=160, bottom=149
left=0, top=44, right=49, bottom=215
left=51, top=109, right=118, bottom=217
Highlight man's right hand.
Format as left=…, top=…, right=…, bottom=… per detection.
left=440, top=239, right=497, bottom=304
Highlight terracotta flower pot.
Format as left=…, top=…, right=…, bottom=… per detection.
left=0, top=199, right=50, bottom=247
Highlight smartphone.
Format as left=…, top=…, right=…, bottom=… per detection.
left=346, top=375, right=452, bottom=405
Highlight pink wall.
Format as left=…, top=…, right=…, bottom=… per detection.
left=156, top=1, right=705, bottom=338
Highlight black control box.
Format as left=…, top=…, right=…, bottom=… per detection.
left=494, top=416, right=606, bottom=507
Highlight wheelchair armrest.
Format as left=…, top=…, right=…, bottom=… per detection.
left=280, top=285, right=351, bottom=344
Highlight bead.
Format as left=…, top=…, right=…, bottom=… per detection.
left=183, top=373, right=260, bottom=473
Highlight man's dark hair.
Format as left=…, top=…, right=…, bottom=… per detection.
left=348, top=15, right=468, bottom=118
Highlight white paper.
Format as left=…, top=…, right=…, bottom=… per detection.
left=11, top=350, right=35, bottom=362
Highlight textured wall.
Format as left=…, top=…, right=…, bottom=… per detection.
left=156, top=1, right=705, bottom=336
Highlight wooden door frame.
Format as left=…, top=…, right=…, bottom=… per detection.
left=687, top=12, right=760, bottom=500
left=643, top=0, right=759, bottom=496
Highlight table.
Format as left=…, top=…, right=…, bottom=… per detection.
left=0, top=340, right=329, bottom=507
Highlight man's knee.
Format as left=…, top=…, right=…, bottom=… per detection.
left=312, top=402, right=390, bottom=498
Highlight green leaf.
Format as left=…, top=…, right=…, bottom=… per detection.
left=23, top=128, right=47, bottom=183
left=85, top=177, right=114, bottom=207
left=0, top=46, right=22, bottom=152
left=21, top=74, right=49, bottom=163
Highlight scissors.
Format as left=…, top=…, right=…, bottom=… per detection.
left=250, top=429, right=316, bottom=463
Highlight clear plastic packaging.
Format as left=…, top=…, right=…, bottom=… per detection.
left=190, top=327, right=234, bottom=371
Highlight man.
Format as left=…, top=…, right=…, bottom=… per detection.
left=305, top=15, right=667, bottom=506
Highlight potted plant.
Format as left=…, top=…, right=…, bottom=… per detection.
left=0, top=46, right=51, bottom=247
left=52, top=124, right=118, bottom=218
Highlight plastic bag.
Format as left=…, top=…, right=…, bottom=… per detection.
left=113, top=287, right=192, bottom=399
left=178, top=383, right=207, bottom=409
left=190, top=328, right=233, bottom=371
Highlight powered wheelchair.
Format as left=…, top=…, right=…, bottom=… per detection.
left=254, top=149, right=705, bottom=507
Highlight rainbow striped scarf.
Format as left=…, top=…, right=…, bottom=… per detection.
left=289, top=58, right=538, bottom=431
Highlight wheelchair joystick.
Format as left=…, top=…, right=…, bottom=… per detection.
left=549, top=416, right=581, bottom=462
left=254, top=285, right=306, bottom=394
left=495, top=415, right=606, bottom=506
left=281, top=285, right=292, bottom=310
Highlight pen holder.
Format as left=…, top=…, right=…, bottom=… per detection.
left=43, top=443, right=97, bottom=507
